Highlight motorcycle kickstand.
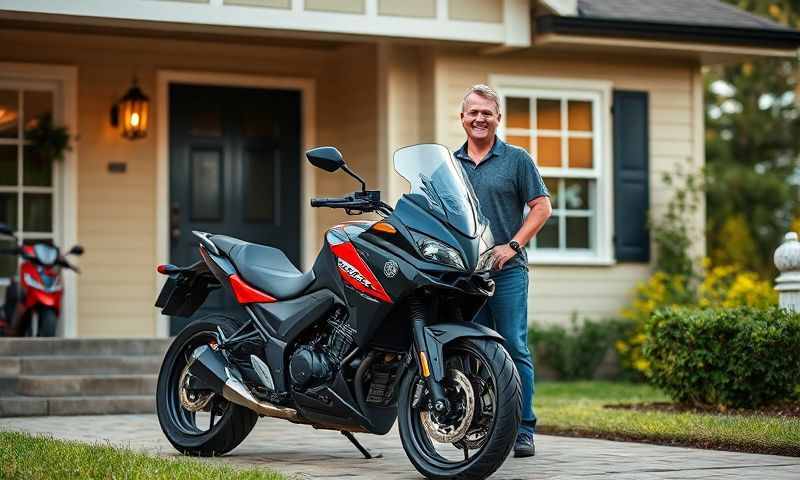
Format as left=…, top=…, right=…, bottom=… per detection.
left=340, top=430, right=383, bottom=459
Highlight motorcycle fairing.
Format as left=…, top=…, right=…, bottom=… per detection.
left=421, top=322, right=506, bottom=382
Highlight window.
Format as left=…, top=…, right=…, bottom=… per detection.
left=0, top=85, right=58, bottom=282
left=494, top=77, right=612, bottom=264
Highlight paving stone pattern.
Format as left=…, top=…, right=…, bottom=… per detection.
left=2, top=414, right=799, bottom=479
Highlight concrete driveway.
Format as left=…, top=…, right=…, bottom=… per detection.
left=2, top=414, right=799, bottom=479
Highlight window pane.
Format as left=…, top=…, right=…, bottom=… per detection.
left=506, top=135, right=531, bottom=152
left=23, top=145, right=52, bottom=187
left=536, top=136, right=561, bottom=167
left=23, top=90, right=53, bottom=135
left=568, top=138, right=593, bottom=169
left=0, top=90, right=18, bottom=139
left=568, top=100, right=592, bottom=132
left=537, top=216, right=559, bottom=248
left=191, top=150, right=222, bottom=221
left=0, top=145, right=17, bottom=186
left=23, top=193, right=52, bottom=232
left=244, top=148, right=276, bottom=223
left=536, top=99, right=560, bottom=130
left=564, top=179, right=590, bottom=210
left=0, top=237, right=16, bottom=279
left=0, top=193, right=17, bottom=230
left=505, top=97, right=530, bottom=129
left=544, top=178, right=559, bottom=208
left=566, top=217, right=590, bottom=249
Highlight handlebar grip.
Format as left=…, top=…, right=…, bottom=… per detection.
left=311, top=197, right=335, bottom=207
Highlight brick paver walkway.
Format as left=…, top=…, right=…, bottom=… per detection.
left=2, top=414, right=799, bottom=479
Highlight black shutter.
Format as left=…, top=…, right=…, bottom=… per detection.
left=613, top=90, right=650, bottom=262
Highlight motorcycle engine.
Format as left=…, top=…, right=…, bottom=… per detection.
left=288, top=306, right=355, bottom=389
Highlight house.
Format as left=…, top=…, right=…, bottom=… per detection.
left=0, top=0, right=798, bottom=338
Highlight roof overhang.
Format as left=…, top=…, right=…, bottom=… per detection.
left=536, top=15, right=800, bottom=58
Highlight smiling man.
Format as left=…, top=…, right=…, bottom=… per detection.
left=454, top=84, right=552, bottom=458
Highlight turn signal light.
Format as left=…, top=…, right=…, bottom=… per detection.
left=371, top=222, right=397, bottom=234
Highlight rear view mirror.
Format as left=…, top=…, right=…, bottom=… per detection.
left=69, top=245, right=84, bottom=256
left=306, top=147, right=345, bottom=172
left=0, top=223, right=14, bottom=237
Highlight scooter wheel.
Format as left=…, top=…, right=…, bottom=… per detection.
left=37, top=308, right=57, bottom=337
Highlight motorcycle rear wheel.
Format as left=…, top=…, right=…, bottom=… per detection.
left=398, top=338, right=521, bottom=480
left=156, top=315, right=258, bottom=456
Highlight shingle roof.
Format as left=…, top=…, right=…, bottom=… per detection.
left=576, top=0, right=793, bottom=32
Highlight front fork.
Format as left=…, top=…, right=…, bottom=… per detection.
left=410, top=296, right=450, bottom=415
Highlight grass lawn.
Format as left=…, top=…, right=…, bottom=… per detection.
left=0, top=431, right=288, bottom=480
left=535, top=381, right=800, bottom=456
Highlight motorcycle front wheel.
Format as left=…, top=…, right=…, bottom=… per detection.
left=398, top=338, right=521, bottom=480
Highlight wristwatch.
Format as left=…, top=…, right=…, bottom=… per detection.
left=509, top=240, right=521, bottom=253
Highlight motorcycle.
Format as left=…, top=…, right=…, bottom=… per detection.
left=154, top=144, right=521, bottom=479
left=0, top=223, right=83, bottom=337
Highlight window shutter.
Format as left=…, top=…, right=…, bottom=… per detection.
left=613, top=90, right=650, bottom=262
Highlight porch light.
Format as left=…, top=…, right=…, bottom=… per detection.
left=110, top=79, right=149, bottom=140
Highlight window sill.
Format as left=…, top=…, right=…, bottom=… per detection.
left=528, top=255, right=616, bottom=266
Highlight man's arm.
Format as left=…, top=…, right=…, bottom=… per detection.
left=494, top=195, right=553, bottom=269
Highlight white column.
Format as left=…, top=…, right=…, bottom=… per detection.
left=774, top=232, right=800, bottom=311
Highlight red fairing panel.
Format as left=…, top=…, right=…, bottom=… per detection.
left=229, top=274, right=277, bottom=304
left=330, top=241, right=392, bottom=304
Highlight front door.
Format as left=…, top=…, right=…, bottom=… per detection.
left=169, top=83, right=301, bottom=335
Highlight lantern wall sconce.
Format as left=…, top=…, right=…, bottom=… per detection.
left=110, top=79, right=149, bottom=140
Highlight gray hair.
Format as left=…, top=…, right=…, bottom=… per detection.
left=461, top=84, right=500, bottom=113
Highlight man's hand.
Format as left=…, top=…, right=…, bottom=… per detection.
left=492, top=243, right=517, bottom=270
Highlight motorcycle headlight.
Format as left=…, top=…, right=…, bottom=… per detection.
left=24, top=272, right=45, bottom=291
left=475, top=225, right=496, bottom=272
left=411, top=232, right=466, bottom=271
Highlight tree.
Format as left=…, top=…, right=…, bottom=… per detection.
left=705, top=0, right=800, bottom=278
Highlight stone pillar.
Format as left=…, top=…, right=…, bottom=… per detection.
left=774, top=232, right=800, bottom=311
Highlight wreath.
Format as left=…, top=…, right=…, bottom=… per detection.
left=25, top=114, right=71, bottom=162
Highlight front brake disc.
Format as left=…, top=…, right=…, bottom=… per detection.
left=419, top=369, right=475, bottom=444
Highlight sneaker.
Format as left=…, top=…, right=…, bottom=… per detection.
left=514, top=432, right=535, bottom=458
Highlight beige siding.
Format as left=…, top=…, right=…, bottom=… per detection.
left=449, top=0, right=503, bottom=23
left=2, top=29, right=378, bottom=336
left=378, top=0, right=436, bottom=18
left=224, top=0, right=290, bottom=8
left=305, top=0, right=364, bottom=14
left=434, top=51, right=704, bottom=325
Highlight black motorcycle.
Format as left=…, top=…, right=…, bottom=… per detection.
left=154, top=144, right=521, bottom=479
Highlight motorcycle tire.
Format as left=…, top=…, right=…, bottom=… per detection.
left=398, top=337, right=521, bottom=480
left=37, top=308, right=57, bottom=337
left=157, top=315, right=258, bottom=457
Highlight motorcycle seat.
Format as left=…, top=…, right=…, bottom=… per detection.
left=209, top=235, right=315, bottom=300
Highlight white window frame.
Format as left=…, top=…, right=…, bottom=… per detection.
left=0, top=63, right=78, bottom=336
left=490, top=75, right=615, bottom=266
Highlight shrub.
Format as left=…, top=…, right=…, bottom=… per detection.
left=644, top=306, right=800, bottom=408
left=698, top=263, right=778, bottom=308
left=530, top=317, right=634, bottom=381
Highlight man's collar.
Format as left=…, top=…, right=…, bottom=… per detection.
left=455, top=136, right=506, bottom=163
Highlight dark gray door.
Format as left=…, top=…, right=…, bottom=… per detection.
left=169, top=84, right=301, bottom=334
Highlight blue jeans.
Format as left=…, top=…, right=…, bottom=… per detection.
left=474, top=266, right=536, bottom=436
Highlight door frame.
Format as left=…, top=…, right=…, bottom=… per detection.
left=0, top=62, right=78, bottom=337
left=155, top=70, right=316, bottom=338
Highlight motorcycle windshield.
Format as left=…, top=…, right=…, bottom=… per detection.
left=393, top=144, right=481, bottom=238
left=34, top=243, right=59, bottom=266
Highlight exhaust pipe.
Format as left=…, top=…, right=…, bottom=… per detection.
left=188, top=345, right=299, bottom=422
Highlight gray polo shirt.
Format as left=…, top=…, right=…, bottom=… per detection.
left=455, top=137, right=549, bottom=270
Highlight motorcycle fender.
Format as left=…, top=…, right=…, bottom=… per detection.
left=422, top=322, right=506, bottom=382
left=26, top=288, right=59, bottom=309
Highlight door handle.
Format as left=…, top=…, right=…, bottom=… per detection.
left=170, top=203, right=181, bottom=243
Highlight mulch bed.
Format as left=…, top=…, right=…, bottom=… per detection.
left=537, top=425, right=800, bottom=457
left=603, top=401, right=800, bottom=418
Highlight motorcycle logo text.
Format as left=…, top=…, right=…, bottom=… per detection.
left=337, top=258, right=374, bottom=290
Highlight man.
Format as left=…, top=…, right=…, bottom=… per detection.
left=454, top=84, right=552, bottom=458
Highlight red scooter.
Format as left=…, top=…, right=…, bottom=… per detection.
left=0, top=223, right=83, bottom=337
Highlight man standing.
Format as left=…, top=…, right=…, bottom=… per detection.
left=454, top=84, right=552, bottom=458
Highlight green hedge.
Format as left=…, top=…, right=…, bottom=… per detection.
left=644, top=307, right=800, bottom=408
left=529, top=317, right=635, bottom=381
